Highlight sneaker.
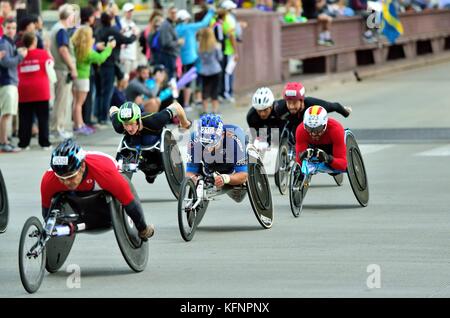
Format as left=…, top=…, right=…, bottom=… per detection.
left=74, top=125, right=94, bottom=136
left=183, top=105, right=193, bottom=112
left=58, top=130, right=73, bottom=139
left=138, top=224, right=155, bottom=240
left=318, top=38, right=327, bottom=46
left=0, top=143, right=21, bottom=153
left=19, top=146, right=30, bottom=151
left=224, top=94, right=235, bottom=104
left=41, top=145, right=53, bottom=151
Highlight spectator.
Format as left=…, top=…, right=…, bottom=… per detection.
left=140, top=10, right=163, bottom=63
left=256, top=0, right=274, bottom=11
left=95, top=11, right=137, bottom=125
left=49, top=4, right=77, bottom=139
left=220, top=0, right=239, bottom=103
left=17, top=32, right=52, bottom=150
left=147, top=11, right=164, bottom=65
left=198, top=27, right=223, bottom=114
left=35, top=15, right=51, bottom=52
left=72, top=26, right=115, bottom=135
left=175, top=7, right=215, bottom=110
left=350, top=0, right=377, bottom=42
left=120, top=2, right=139, bottom=77
left=125, top=64, right=163, bottom=113
left=158, top=6, right=185, bottom=80
left=302, top=0, right=334, bottom=45
left=111, top=74, right=129, bottom=107
left=0, top=0, right=13, bottom=38
left=16, top=14, right=43, bottom=49
left=0, top=18, right=27, bottom=152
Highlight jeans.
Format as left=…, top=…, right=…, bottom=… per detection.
left=97, top=64, right=116, bottom=123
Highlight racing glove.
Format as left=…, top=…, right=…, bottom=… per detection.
left=299, top=148, right=314, bottom=161
left=315, top=149, right=333, bottom=164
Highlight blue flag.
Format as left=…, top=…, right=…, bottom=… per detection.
left=381, top=0, right=404, bottom=44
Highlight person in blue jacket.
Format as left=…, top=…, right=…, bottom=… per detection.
left=175, top=7, right=215, bottom=110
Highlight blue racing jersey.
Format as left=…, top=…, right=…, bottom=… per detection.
left=186, top=124, right=248, bottom=175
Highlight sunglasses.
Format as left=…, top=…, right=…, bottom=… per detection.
left=305, top=124, right=326, bottom=134
left=55, top=168, right=81, bottom=180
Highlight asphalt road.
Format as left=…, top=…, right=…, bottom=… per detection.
left=1, top=61, right=450, bottom=298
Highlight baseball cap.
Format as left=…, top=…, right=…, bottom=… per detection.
left=221, top=0, right=237, bottom=10
left=122, top=3, right=135, bottom=12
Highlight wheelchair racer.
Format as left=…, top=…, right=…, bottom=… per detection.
left=295, top=105, right=347, bottom=171
left=109, top=101, right=191, bottom=183
left=186, top=114, right=248, bottom=200
left=40, top=139, right=155, bottom=240
left=247, top=83, right=352, bottom=148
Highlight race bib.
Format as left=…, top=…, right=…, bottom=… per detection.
left=120, top=108, right=132, bottom=119
left=52, top=156, right=68, bottom=166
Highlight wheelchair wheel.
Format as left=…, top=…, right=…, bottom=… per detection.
left=247, top=158, right=273, bottom=229
left=162, top=130, right=185, bottom=199
left=178, top=178, right=208, bottom=241
left=289, top=162, right=308, bottom=217
left=19, top=217, right=46, bottom=294
left=274, top=138, right=290, bottom=195
left=332, top=173, right=344, bottom=186
left=0, top=169, right=9, bottom=233
left=111, top=176, right=149, bottom=272
left=346, top=131, right=369, bottom=207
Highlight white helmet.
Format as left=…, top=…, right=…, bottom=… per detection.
left=303, top=105, right=328, bottom=133
left=252, top=87, right=274, bottom=110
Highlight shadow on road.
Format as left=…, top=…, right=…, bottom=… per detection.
left=140, top=198, right=176, bottom=203
left=304, top=204, right=362, bottom=210
left=49, top=267, right=137, bottom=278
left=197, top=225, right=262, bottom=233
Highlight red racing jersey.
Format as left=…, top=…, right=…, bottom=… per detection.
left=41, top=152, right=135, bottom=209
left=295, top=118, right=347, bottom=171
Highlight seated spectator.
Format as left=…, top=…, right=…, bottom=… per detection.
left=111, top=74, right=129, bottom=108
left=302, top=0, right=335, bottom=45
left=125, top=64, right=163, bottom=113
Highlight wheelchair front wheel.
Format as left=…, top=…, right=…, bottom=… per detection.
left=0, top=169, right=9, bottom=233
left=19, top=217, right=46, bottom=294
left=178, top=178, right=205, bottom=241
left=274, top=138, right=290, bottom=195
left=289, top=163, right=309, bottom=218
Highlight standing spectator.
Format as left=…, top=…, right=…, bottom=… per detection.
left=198, top=27, right=222, bottom=114
left=16, top=15, right=43, bottom=49
left=35, top=15, right=51, bottom=52
left=72, top=26, right=114, bottom=135
left=175, top=7, right=215, bottom=110
left=0, top=0, right=13, bottom=38
left=140, top=10, right=163, bottom=63
left=158, top=6, right=185, bottom=80
left=0, top=18, right=27, bottom=152
left=302, top=0, right=335, bottom=45
left=49, top=4, right=77, bottom=139
left=95, top=12, right=137, bottom=125
left=147, top=11, right=164, bottom=65
left=120, top=2, right=139, bottom=77
left=221, top=0, right=239, bottom=103
left=17, top=32, right=52, bottom=150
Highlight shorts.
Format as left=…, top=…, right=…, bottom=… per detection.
left=201, top=73, right=220, bottom=100
left=73, top=79, right=90, bottom=92
left=0, top=85, right=18, bottom=116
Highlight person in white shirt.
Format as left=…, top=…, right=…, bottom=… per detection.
left=120, top=3, right=139, bottom=76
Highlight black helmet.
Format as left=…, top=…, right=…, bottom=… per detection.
left=50, top=139, right=85, bottom=177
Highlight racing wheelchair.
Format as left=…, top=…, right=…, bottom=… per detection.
left=289, top=129, right=369, bottom=217
left=275, top=122, right=344, bottom=195
left=0, top=168, right=9, bottom=233
left=177, top=145, right=273, bottom=241
left=18, top=176, right=148, bottom=294
left=115, top=128, right=185, bottom=199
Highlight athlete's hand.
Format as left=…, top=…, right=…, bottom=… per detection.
left=315, top=149, right=332, bottom=163
left=214, top=174, right=230, bottom=188
left=299, top=148, right=314, bottom=161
